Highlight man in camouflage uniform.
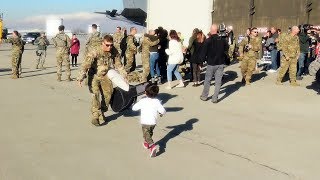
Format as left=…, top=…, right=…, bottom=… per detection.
left=34, top=32, right=50, bottom=69
left=227, top=26, right=236, bottom=61
left=85, top=24, right=102, bottom=92
left=113, top=26, right=123, bottom=54
left=78, top=35, right=127, bottom=126
left=139, top=32, right=159, bottom=82
left=276, top=26, right=300, bottom=86
left=239, top=27, right=262, bottom=85
left=0, top=30, right=24, bottom=79
left=52, top=25, right=71, bottom=82
left=125, top=27, right=138, bottom=73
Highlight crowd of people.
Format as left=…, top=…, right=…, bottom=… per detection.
left=1, top=23, right=320, bottom=157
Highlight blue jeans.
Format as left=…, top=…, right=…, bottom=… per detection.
left=167, top=64, right=182, bottom=82
left=270, top=49, right=278, bottom=70
left=297, top=53, right=307, bottom=76
left=149, top=52, right=160, bottom=78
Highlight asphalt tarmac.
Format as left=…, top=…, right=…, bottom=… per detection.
left=0, top=40, right=319, bottom=180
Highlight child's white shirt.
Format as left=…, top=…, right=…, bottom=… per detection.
left=132, top=97, right=166, bottom=125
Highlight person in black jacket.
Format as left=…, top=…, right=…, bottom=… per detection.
left=200, top=24, right=229, bottom=103
left=189, top=31, right=206, bottom=86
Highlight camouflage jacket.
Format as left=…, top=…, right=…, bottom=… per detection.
left=86, top=32, right=102, bottom=49
left=279, top=34, right=300, bottom=59
left=140, top=35, right=159, bottom=54
left=2, top=37, right=24, bottom=54
left=78, top=47, right=126, bottom=81
left=52, top=32, right=71, bottom=50
left=34, top=37, right=50, bottom=50
left=113, top=32, right=123, bottom=47
left=126, top=35, right=138, bottom=54
left=239, top=36, right=262, bottom=57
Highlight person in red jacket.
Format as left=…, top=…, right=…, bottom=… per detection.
left=70, top=34, right=80, bottom=67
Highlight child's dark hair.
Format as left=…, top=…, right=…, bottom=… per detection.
left=145, top=83, right=159, bottom=98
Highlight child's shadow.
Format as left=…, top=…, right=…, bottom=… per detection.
left=155, top=118, right=199, bottom=156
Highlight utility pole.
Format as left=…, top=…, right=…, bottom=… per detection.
left=249, top=0, right=255, bottom=28
left=306, top=0, right=312, bottom=24
left=0, top=13, right=3, bottom=39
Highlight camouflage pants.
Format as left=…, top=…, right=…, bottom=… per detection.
left=241, top=56, right=257, bottom=82
left=277, top=56, right=298, bottom=82
left=56, top=52, right=71, bottom=78
left=142, top=125, right=155, bottom=145
left=11, top=52, right=22, bottom=77
left=91, top=75, right=113, bottom=121
left=141, top=52, right=150, bottom=82
left=114, top=44, right=121, bottom=55
left=228, top=43, right=235, bottom=61
left=127, top=71, right=142, bottom=83
left=36, top=50, right=46, bottom=68
left=125, top=52, right=136, bottom=73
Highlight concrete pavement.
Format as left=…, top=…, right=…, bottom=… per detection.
left=0, top=41, right=319, bottom=180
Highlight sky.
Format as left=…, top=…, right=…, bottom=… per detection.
left=1, top=0, right=144, bottom=33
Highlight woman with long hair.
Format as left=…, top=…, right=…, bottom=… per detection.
left=189, top=31, right=206, bottom=86
left=165, top=30, right=184, bottom=89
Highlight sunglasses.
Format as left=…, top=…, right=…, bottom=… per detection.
left=104, top=43, right=113, bottom=47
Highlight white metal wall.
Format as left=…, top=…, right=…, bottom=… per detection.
left=147, top=0, right=212, bottom=46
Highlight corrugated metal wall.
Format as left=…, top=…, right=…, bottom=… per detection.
left=212, top=0, right=320, bottom=36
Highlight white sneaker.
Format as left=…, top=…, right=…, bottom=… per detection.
left=165, top=86, right=172, bottom=90
left=268, top=69, right=277, bottom=73
left=176, top=83, right=184, bottom=88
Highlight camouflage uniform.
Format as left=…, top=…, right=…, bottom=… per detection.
left=239, top=36, right=262, bottom=85
left=2, top=37, right=24, bottom=79
left=113, top=32, right=123, bottom=55
left=228, top=37, right=236, bottom=61
left=140, top=35, right=159, bottom=82
left=85, top=32, right=102, bottom=91
left=85, top=32, right=102, bottom=55
left=34, top=36, right=50, bottom=69
left=125, top=35, right=138, bottom=73
left=277, top=34, right=300, bottom=85
left=52, top=32, right=71, bottom=81
left=78, top=48, right=126, bottom=125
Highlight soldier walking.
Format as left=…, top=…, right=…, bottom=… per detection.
left=52, top=25, right=71, bottom=82
left=77, top=35, right=127, bottom=126
left=239, top=27, right=262, bottom=85
left=276, top=26, right=300, bottom=86
left=125, top=27, right=138, bottom=73
left=34, top=32, right=50, bottom=70
left=0, top=30, right=24, bottom=79
left=85, top=24, right=102, bottom=92
left=113, top=26, right=123, bottom=54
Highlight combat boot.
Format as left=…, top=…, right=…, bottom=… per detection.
left=99, top=114, right=107, bottom=123
left=276, top=80, right=283, bottom=85
left=290, top=81, right=300, bottom=87
left=245, top=78, right=251, bottom=86
left=66, top=77, right=72, bottom=82
left=57, top=75, right=62, bottom=82
left=91, top=118, right=100, bottom=126
left=11, top=75, right=18, bottom=79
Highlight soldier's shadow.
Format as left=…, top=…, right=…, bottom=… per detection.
left=155, top=118, right=199, bottom=156
left=251, top=72, right=268, bottom=83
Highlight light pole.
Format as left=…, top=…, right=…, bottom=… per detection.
left=249, top=0, right=255, bottom=28
left=306, top=0, right=313, bottom=24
